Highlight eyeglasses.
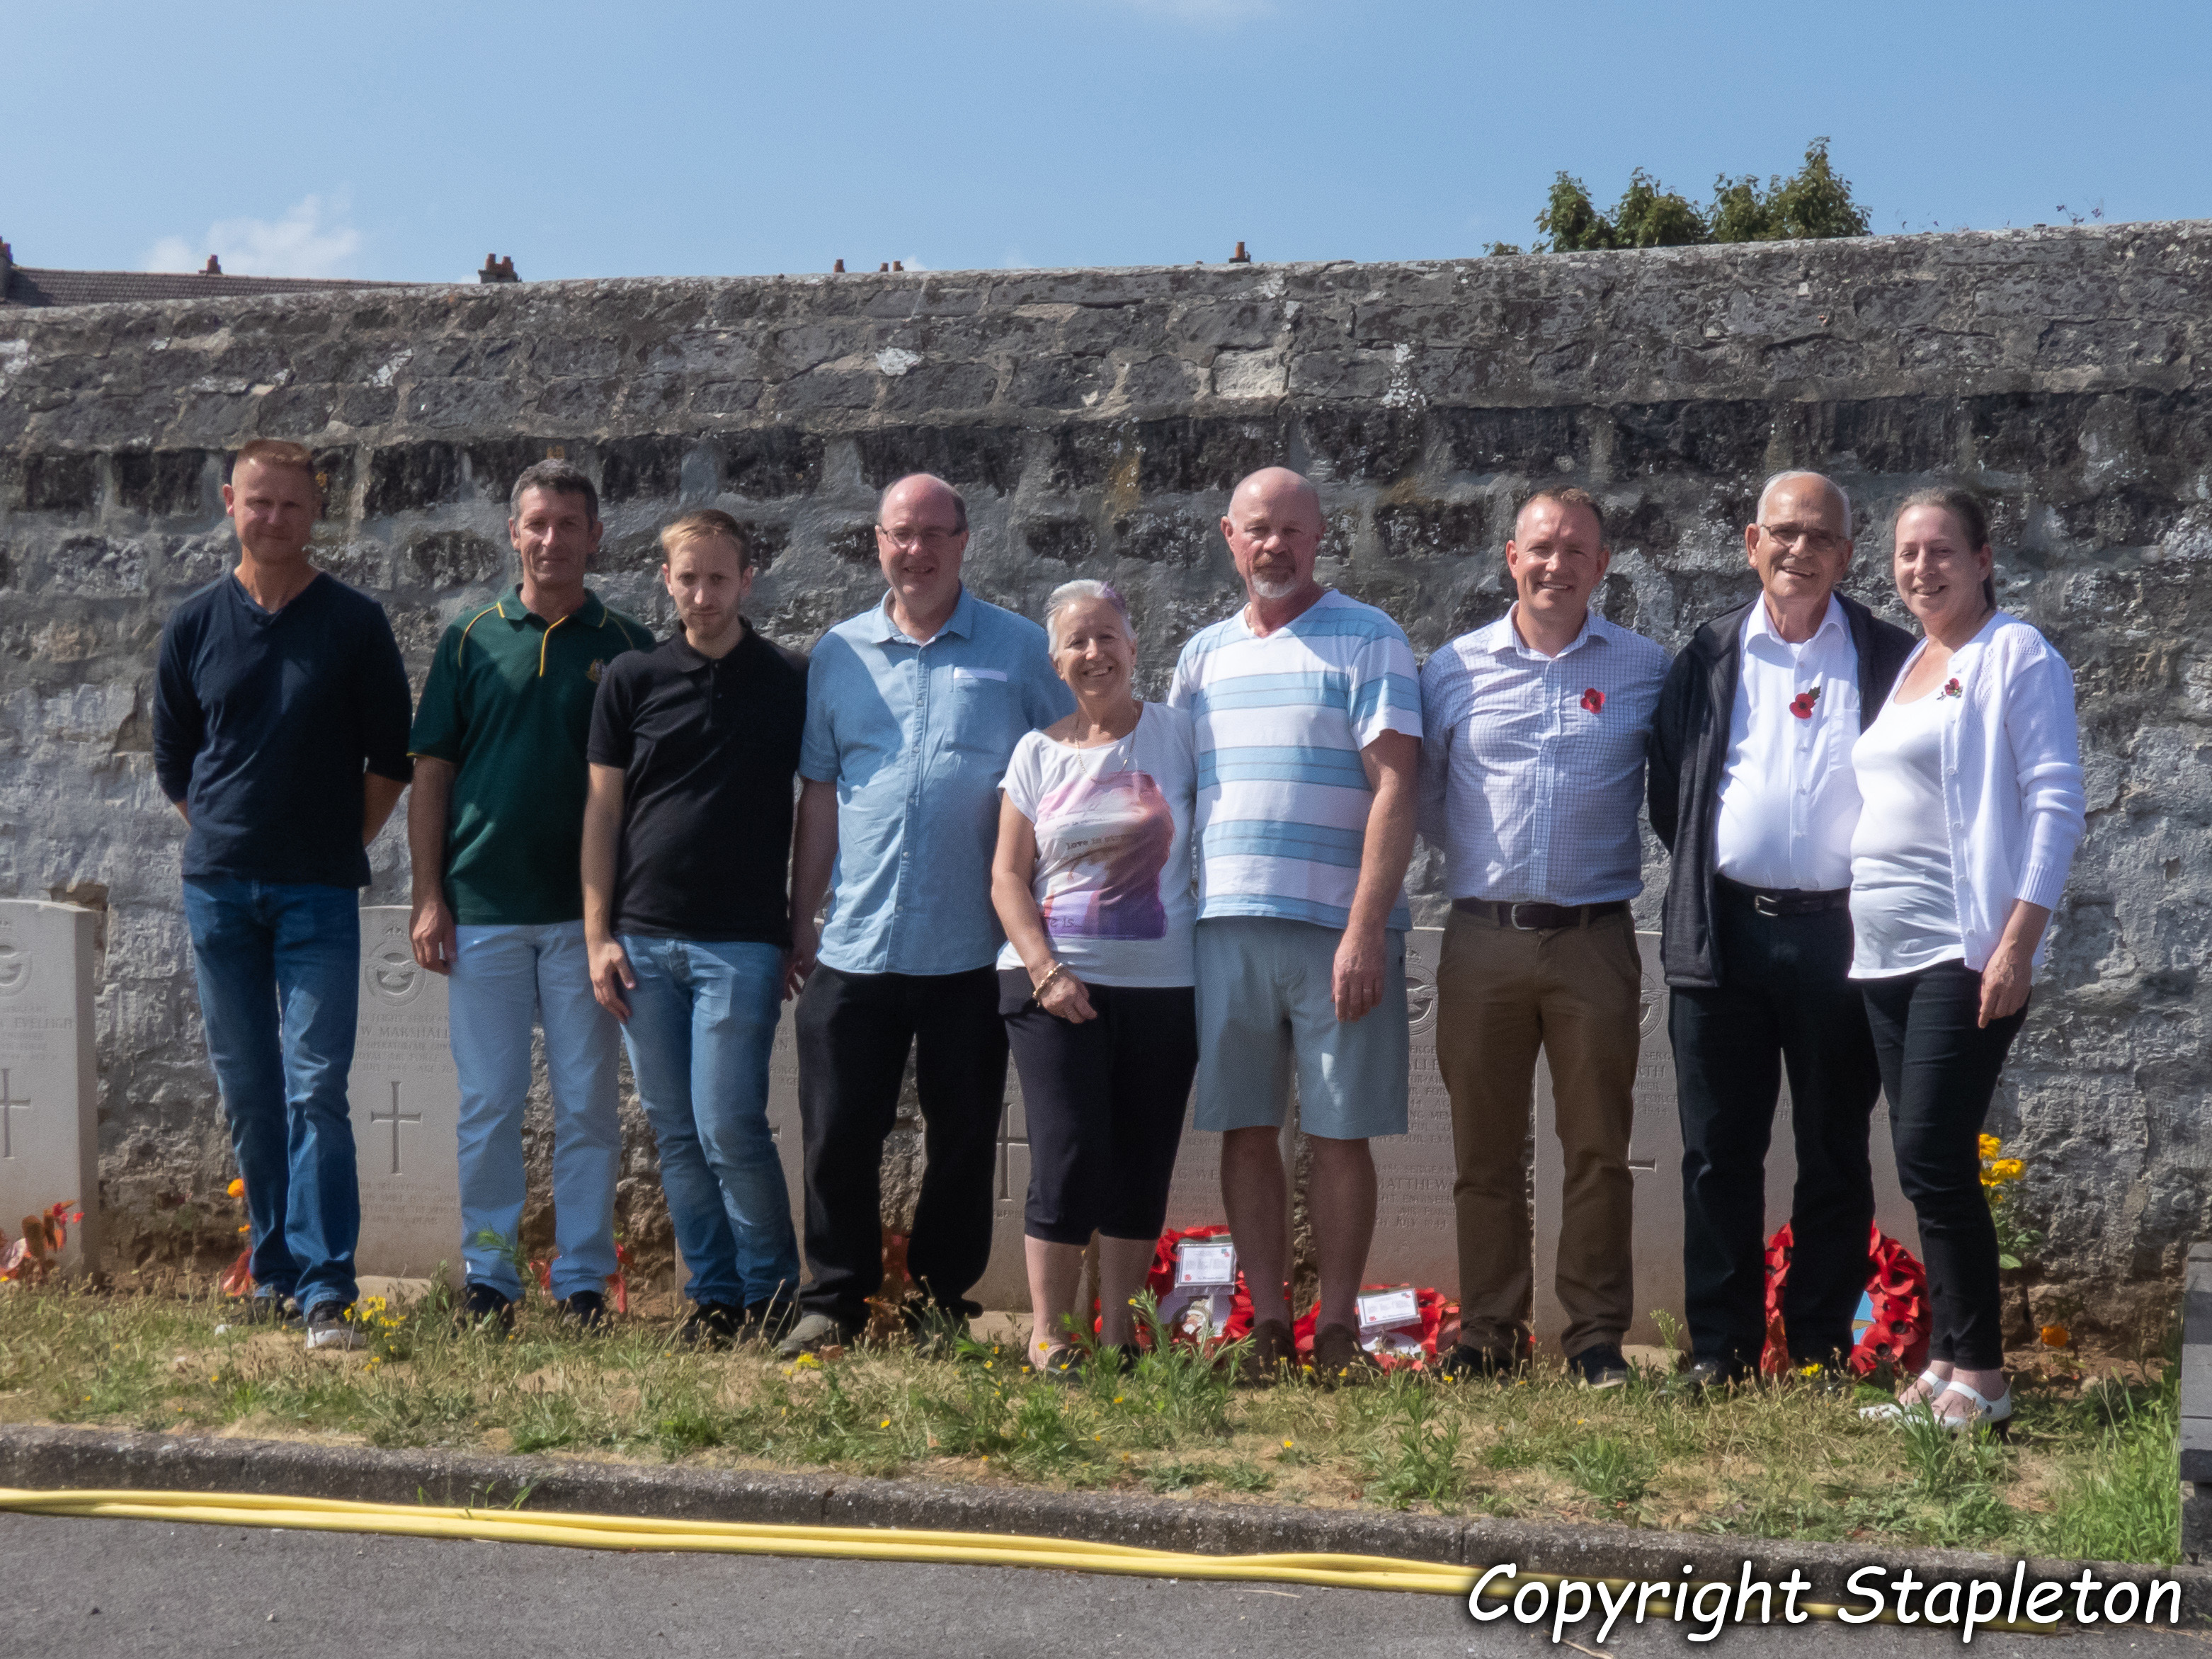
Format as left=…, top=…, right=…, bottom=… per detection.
left=877, top=525, right=962, bottom=550
left=1758, top=522, right=1846, bottom=556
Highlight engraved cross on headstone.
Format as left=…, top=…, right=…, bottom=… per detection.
left=0, top=1068, right=27, bottom=1161
left=369, top=1081, right=422, bottom=1176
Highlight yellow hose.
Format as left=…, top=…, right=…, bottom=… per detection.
left=0, top=1486, right=2057, bottom=1632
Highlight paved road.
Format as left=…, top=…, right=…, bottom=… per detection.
left=6, top=1512, right=2199, bottom=1657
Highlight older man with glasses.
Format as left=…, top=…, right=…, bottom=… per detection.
left=777, top=473, right=1074, bottom=1358
left=1648, top=470, right=1914, bottom=1393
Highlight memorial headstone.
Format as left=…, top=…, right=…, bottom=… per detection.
left=0, top=901, right=101, bottom=1275
left=346, top=907, right=464, bottom=1285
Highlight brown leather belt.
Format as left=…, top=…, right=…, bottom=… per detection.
left=1452, top=899, right=1630, bottom=932
left=1715, top=875, right=1852, bottom=918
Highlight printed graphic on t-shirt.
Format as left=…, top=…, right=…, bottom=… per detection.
left=1034, top=769, right=1174, bottom=940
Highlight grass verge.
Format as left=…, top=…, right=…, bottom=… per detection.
left=0, top=1279, right=2179, bottom=1564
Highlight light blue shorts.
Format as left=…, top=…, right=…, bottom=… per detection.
left=1193, top=916, right=1409, bottom=1140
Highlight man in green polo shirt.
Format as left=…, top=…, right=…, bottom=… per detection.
left=406, top=460, right=653, bottom=1330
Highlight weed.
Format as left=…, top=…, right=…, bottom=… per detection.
left=1142, top=1459, right=1209, bottom=1493
left=1563, top=1436, right=1653, bottom=1507
left=1363, top=1416, right=1468, bottom=1510
left=1217, top=1458, right=1274, bottom=1493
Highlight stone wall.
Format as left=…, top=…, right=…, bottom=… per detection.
left=3, top=222, right=2208, bottom=1336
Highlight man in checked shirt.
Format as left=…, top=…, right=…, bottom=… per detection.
left=1418, top=489, right=1668, bottom=1386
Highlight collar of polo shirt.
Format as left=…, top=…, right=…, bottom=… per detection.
left=867, top=582, right=978, bottom=646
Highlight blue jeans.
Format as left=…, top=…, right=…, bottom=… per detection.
left=448, top=923, right=622, bottom=1301
left=620, top=936, right=799, bottom=1309
left=183, top=877, right=362, bottom=1316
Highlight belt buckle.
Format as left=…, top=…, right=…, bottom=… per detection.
left=1507, top=903, right=1544, bottom=931
left=1753, top=892, right=1782, bottom=918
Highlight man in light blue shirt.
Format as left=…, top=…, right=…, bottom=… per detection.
left=780, top=472, right=1073, bottom=1356
left=1416, top=487, right=1667, bottom=1388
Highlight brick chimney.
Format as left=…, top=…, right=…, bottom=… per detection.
left=1228, top=241, right=1251, bottom=264
left=203, top=254, right=224, bottom=275
left=478, top=253, right=520, bottom=284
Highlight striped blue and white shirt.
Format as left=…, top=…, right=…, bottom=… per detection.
left=1416, top=607, right=1668, bottom=906
left=1167, top=589, right=1423, bottom=931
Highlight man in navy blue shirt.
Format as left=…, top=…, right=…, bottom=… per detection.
left=154, top=440, right=414, bottom=1351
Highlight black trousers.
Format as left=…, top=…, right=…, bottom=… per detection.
left=1669, top=888, right=1883, bottom=1371
left=794, top=963, right=1008, bottom=1326
left=1862, top=962, right=2027, bottom=1372
left=999, top=973, right=1198, bottom=1246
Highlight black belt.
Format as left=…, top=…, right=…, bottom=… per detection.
left=1715, top=875, right=1851, bottom=918
left=1453, top=899, right=1629, bottom=932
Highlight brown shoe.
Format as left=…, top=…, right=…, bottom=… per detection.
left=1310, top=1323, right=1381, bottom=1387
left=1238, top=1318, right=1296, bottom=1386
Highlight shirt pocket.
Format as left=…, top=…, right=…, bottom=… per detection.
left=941, top=670, right=1023, bottom=759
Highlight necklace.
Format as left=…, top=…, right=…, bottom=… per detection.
left=1065, top=703, right=1143, bottom=769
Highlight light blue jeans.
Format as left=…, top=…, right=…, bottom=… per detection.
left=183, top=877, right=361, bottom=1317
left=619, top=935, right=800, bottom=1309
left=448, top=921, right=621, bottom=1301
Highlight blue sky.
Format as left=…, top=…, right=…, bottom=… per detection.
left=7, top=0, right=2207, bottom=281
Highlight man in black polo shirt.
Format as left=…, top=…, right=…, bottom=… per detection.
left=583, top=510, right=808, bottom=1345
left=154, top=439, right=414, bottom=1352
left=406, top=460, right=653, bottom=1330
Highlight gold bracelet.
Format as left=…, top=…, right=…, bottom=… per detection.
left=1032, top=961, right=1067, bottom=1000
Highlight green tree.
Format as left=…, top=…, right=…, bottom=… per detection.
left=1495, top=139, right=1870, bottom=256
left=1611, top=169, right=1708, bottom=248
left=1534, top=172, right=1616, bottom=251
left=1708, top=137, right=1870, bottom=243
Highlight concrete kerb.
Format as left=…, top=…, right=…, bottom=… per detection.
left=0, top=1424, right=2202, bottom=1622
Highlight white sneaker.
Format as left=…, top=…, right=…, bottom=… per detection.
left=304, top=1303, right=363, bottom=1352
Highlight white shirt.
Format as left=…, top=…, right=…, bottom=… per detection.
left=1712, top=595, right=1863, bottom=891
left=996, top=702, right=1199, bottom=987
left=1852, top=612, right=2085, bottom=977
left=1416, top=607, right=1669, bottom=906
left=1847, top=685, right=1962, bottom=977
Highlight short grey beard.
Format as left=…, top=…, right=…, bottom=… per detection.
left=1249, top=571, right=1304, bottom=600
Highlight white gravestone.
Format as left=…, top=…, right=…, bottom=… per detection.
left=0, top=901, right=101, bottom=1275
left=346, top=907, right=464, bottom=1286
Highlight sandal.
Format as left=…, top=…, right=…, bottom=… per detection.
left=1858, top=1367, right=1949, bottom=1421
left=1932, top=1378, right=2012, bottom=1434
left=1030, top=1343, right=1080, bottom=1379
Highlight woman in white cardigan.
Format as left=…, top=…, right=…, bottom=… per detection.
left=1850, top=488, right=2085, bottom=1432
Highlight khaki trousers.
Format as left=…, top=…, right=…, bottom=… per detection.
left=1436, top=906, right=1641, bottom=1357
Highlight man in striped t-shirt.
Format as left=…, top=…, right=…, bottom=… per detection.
left=1167, top=467, right=1423, bottom=1383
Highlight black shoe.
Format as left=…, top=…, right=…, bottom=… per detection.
left=1660, top=1357, right=1752, bottom=1401
left=221, top=1292, right=299, bottom=1328
left=557, top=1290, right=608, bottom=1331
left=1439, top=1340, right=1522, bottom=1381
left=1566, top=1342, right=1631, bottom=1389
left=678, top=1301, right=744, bottom=1350
left=742, top=1296, right=799, bottom=1345
left=458, top=1282, right=515, bottom=1335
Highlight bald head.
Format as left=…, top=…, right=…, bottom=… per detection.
left=1221, top=467, right=1326, bottom=610
left=1228, top=467, right=1323, bottom=532
left=1757, top=470, right=1852, bottom=540
left=879, top=472, right=967, bottom=535
left=874, top=472, right=969, bottom=637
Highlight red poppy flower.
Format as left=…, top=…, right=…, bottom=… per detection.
left=1942, top=677, right=1962, bottom=699
left=1789, top=685, right=1822, bottom=720
left=1580, top=687, right=1604, bottom=713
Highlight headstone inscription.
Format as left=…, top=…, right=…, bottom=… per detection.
left=0, top=901, right=101, bottom=1275
left=346, top=907, right=464, bottom=1285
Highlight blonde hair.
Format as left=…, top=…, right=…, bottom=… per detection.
left=659, top=508, right=752, bottom=570
left=230, top=439, right=321, bottom=498
left=1043, top=578, right=1131, bottom=653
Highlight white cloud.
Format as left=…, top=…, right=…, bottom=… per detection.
left=142, top=194, right=363, bottom=278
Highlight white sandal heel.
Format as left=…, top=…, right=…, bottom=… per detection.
left=1932, top=1379, right=2012, bottom=1433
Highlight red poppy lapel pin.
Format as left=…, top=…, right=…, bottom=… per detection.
left=1940, top=677, right=1963, bottom=699
left=1789, top=685, right=1822, bottom=720
left=1580, top=687, right=1604, bottom=714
